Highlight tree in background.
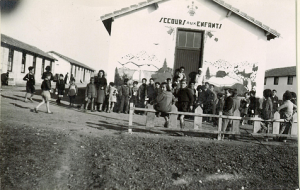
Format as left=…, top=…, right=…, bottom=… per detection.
left=205, top=67, right=211, bottom=79
left=152, top=59, right=173, bottom=82
left=157, top=59, right=173, bottom=74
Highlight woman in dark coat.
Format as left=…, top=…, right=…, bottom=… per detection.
left=95, top=70, right=107, bottom=111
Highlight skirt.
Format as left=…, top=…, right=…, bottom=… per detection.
left=41, top=90, right=51, bottom=101
left=97, top=89, right=106, bottom=103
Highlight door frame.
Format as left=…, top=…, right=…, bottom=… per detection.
left=173, top=27, right=206, bottom=73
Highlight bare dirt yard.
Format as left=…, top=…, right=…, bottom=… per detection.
left=1, top=85, right=298, bottom=189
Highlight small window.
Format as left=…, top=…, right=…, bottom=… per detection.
left=7, top=49, right=14, bottom=72
left=21, top=53, right=26, bottom=73
left=287, top=76, right=293, bottom=85
left=264, top=77, right=266, bottom=85
left=274, top=77, right=279, bottom=85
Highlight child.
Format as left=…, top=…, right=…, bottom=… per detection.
left=147, top=78, right=156, bottom=104
left=248, top=90, right=256, bottom=124
left=138, top=78, right=147, bottom=115
left=23, top=66, right=35, bottom=102
left=155, top=82, right=161, bottom=96
left=130, top=81, right=139, bottom=109
left=258, top=89, right=273, bottom=141
left=107, top=82, right=118, bottom=113
left=277, top=91, right=297, bottom=142
left=178, top=66, right=186, bottom=81
left=68, top=78, right=78, bottom=107
left=166, top=78, right=172, bottom=92
left=221, top=88, right=233, bottom=140
left=84, top=77, right=97, bottom=112
left=55, top=74, right=65, bottom=104
left=34, top=73, right=52, bottom=114
left=175, top=80, right=194, bottom=128
left=240, top=92, right=250, bottom=125
left=118, top=79, right=131, bottom=114
left=153, top=82, right=176, bottom=128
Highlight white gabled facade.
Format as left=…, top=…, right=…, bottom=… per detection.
left=101, top=0, right=280, bottom=97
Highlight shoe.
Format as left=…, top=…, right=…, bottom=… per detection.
left=34, top=108, right=38, bottom=113
left=24, top=99, right=28, bottom=103
left=29, top=98, right=34, bottom=103
left=47, top=111, right=53, bottom=114
left=124, top=111, right=128, bottom=114
left=117, top=111, right=121, bottom=114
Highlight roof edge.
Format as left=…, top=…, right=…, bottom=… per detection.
left=48, top=51, right=95, bottom=71
left=100, top=0, right=280, bottom=40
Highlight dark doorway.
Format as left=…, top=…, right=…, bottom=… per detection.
left=174, top=29, right=204, bottom=82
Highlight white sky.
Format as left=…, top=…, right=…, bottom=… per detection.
left=1, top=0, right=296, bottom=72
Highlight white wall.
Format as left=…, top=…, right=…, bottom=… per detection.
left=11, top=50, right=23, bottom=85
left=48, top=53, right=71, bottom=78
left=106, top=0, right=269, bottom=97
left=264, top=76, right=297, bottom=99
left=1, top=47, right=9, bottom=74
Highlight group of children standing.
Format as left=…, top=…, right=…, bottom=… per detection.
left=23, top=65, right=297, bottom=141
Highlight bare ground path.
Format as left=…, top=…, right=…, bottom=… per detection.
left=0, top=86, right=298, bottom=189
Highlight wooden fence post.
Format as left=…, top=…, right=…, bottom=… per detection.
left=272, top=112, right=280, bottom=134
left=169, top=105, right=178, bottom=128
left=146, top=104, right=155, bottom=128
left=129, top=103, right=133, bottom=127
left=291, top=112, right=298, bottom=135
left=232, top=109, right=240, bottom=134
left=253, top=115, right=261, bottom=133
left=217, top=111, right=223, bottom=140
left=194, top=106, right=203, bottom=130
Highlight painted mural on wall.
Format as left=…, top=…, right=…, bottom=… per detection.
left=203, top=60, right=258, bottom=94
left=114, top=51, right=173, bottom=85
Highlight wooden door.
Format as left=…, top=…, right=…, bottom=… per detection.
left=174, top=29, right=204, bottom=82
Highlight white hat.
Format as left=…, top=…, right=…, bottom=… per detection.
left=198, top=68, right=203, bottom=71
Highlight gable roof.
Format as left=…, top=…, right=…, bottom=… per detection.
left=100, top=0, right=280, bottom=40
left=49, top=51, right=95, bottom=71
left=265, top=66, right=296, bottom=77
left=1, top=34, right=56, bottom=61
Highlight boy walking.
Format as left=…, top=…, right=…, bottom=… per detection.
left=34, top=73, right=52, bottom=114
left=176, top=80, right=194, bottom=128
left=23, top=66, right=35, bottom=102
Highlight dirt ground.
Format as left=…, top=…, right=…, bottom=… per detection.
left=0, top=85, right=299, bottom=189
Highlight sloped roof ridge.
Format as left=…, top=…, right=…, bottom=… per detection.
left=100, top=0, right=280, bottom=39
left=1, top=34, right=56, bottom=61
left=49, top=51, right=95, bottom=71
left=265, top=66, right=296, bottom=77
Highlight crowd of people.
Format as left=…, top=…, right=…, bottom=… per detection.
left=24, top=65, right=297, bottom=141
